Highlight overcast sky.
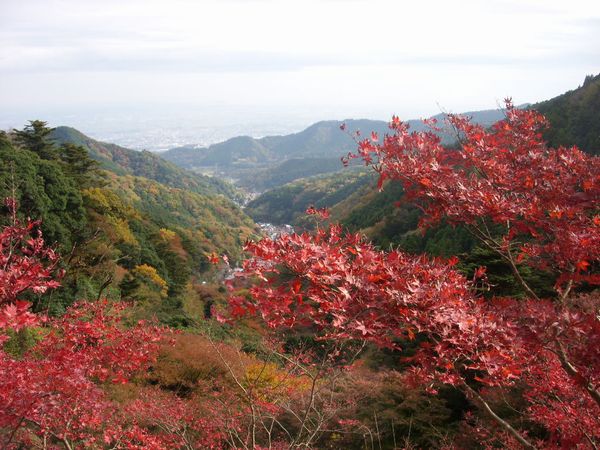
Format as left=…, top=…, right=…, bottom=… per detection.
left=1, top=0, right=599, bottom=123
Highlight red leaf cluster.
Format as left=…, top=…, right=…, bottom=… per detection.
left=349, top=101, right=599, bottom=286
left=0, top=301, right=167, bottom=447
left=0, top=199, right=61, bottom=334
left=230, top=105, right=600, bottom=448
left=236, top=226, right=525, bottom=387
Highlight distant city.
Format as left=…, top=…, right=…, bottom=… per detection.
left=0, top=105, right=384, bottom=152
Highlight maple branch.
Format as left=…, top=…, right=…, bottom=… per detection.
left=461, top=382, right=537, bottom=450
left=3, top=415, right=26, bottom=450
left=2, top=393, right=52, bottom=450
left=554, top=337, right=600, bottom=409
left=504, top=246, right=540, bottom=301
left=557, top=270, right=574, bottom=304
left=467, top=223, right=540, bottom=300
left=96, top=274, right=113, bottom=301
left=585, top=433, right=599, bottom=450
left=291, top=352, right=326, bottom=447
left=22, top=418, right=74, bottom=450
left=206, top=335, right=256, bottom=449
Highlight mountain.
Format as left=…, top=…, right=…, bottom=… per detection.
left=533, top=73, right=600, bottom=155
left=245, top=168, right=374, bottom=224
left=2, top=123, right=256, bottom=323
left=161, top=109, right=508, bottom=189
left=161, top=119, right=388, bottom=168
left=51, top=126, right=241, bottom=200
left=245, top=75, right=599, bottom=247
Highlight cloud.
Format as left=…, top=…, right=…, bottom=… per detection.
left=1, top=43, right=597, bottom=75
left=0, top=0, right=599, bottom=116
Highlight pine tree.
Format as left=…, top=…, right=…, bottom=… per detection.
left=58, top=143, right=101, bottom=188
left=14, top=120, right=58, bottom=160
left=119, top=273, right=141, bottom=300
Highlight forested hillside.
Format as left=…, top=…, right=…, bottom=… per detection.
left=51, top=126, right=242, bottom=200
left=0, top=122, right=255, bottom=321
left=162, top=109, right=507, bottom=189
left=1, top=80, right=599, bottom=449
left=533, top=73, right=600, bottom=155
left=245, top=168, right=374, bottom=224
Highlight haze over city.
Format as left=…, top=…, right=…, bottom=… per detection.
left=1, top=0, right=599, bottom=149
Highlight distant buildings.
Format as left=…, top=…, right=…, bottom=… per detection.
left=257, top=222, right=294, bottom=239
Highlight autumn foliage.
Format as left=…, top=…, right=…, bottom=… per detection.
left=1, top=101, right=598, bottom=449
left=0, top=200, right=227, bottom=448
left=233, top=103, right=600, bottom=448
left=0, top=198, right=61, bottom=333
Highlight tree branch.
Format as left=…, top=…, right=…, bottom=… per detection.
left=461, top=382, right=537, bottom=450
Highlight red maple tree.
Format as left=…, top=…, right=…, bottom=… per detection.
left=0, top=199, right=227, bottom=449
left=0, top=198, right=61, bottom=333
left=232, top=103, right=600, bottom=448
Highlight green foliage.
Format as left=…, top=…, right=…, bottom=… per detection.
left=458, top=244, right=556, bottom=299
left=246, top=168, right=373, bottom=225
left=119, top=273, right=141, bottom=300
left=339, top=180, right=405, bottom=233
left=58, top=143, right=103, bottom=188
left=0, top=138, right=86, bottom=250
left=534, top=73, right=600, bottom=155
left=2, top=327, right=45, bottom=358
left=14, top=120, right=58, bottom=160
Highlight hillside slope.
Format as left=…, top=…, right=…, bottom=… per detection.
left=161, top=109, right=507, bottom=188
left=3, top=123, right=256, bottom=322
left=51, top=126, right=241, bottom=200
left=533, top=73, right=600, bottom=155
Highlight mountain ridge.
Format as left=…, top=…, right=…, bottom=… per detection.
left=161, top=109, right=508, bottom=167
left=246, top=74, right=600, bottom=241
left=51, top=126, right=242, bottom=200
left=160, top=108, right=509, bottom=189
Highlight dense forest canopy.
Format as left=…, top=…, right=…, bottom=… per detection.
left=0, top=122, right=255, bottom=320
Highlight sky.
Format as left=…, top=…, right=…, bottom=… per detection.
left=1, top=0, right=599, bottom=146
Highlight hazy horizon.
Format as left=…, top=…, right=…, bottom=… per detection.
left=2, top=0, right=599, bottom=149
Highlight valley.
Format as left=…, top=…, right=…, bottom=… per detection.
left=1, top=73, right=598, bottom=449
left=3, top=0, right=599, bottom=446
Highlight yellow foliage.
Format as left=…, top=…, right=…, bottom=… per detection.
left=106, top=216, right=138, bottom=246
left=159, top=228, right=176, bottom=242
left=243, top=362, right=308, bottom=402
left=133, top=264, right=168, bottom=298
left=83, top=187, right=140, bottom=219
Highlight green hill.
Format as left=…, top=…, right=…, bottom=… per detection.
left=51, top=126, right=241, bottom=200
left=533, top=73, right=600, bottom=155
left=245, top=168, right=374, bottom=224
left=161, top=109, right=507, bottom=189
left=1, top=123, right=256, bottom=323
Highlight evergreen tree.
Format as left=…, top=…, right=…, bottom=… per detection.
left=119, top=273, right=141, bottom=300
left=58, top=143, right=102, bottom=188
left=14, top=120, right=58, bottom=160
